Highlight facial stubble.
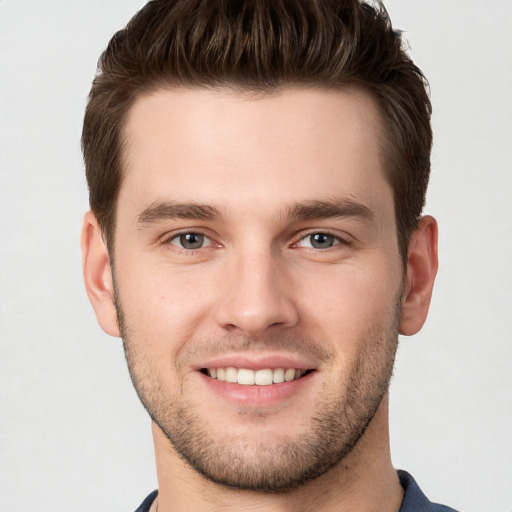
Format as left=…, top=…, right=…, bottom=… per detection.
left=113, top=278, right=401, bottom=492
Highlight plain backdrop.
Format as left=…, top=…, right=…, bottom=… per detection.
left=1, top=1, right=511, bottom=511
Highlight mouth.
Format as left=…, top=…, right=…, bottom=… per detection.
left=201, top=367, right=315, bottom=386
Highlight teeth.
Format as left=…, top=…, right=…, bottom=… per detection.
left=238, top=368, right=255, bottom=385
left=285, top=368, right=296, bottom=382
left=272, top=368, right=284, bottom=384
left=205, top=367, right=308, bottom=386
left=254, top=368, right=273, bottom=386
left=225, top=367, right=238, bottom=383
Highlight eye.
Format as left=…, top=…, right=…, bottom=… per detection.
left=170, top=232, right=211, bottom=250
left=297, top=233, right=341, bottom=249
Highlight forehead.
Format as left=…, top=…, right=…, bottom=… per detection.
left=119, top=86, right=392, bottom=221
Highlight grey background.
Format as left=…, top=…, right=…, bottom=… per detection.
left=1, top=1, right=511, bottom=511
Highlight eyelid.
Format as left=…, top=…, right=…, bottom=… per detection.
left=292, top=230, right=353, bottom=248
left=157, top=228, right=352, bottom=250
left=160, top=229, right=219, bottom=249
left=171, top=233, right=211, bottom=248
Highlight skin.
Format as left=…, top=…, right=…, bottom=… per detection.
left=82, top=87, right=438, bottom=512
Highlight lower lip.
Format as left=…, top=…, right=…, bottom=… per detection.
left=198, top=371, right=315, bottom=406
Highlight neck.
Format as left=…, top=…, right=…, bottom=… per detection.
left=151, top=397, right=403, bottom=512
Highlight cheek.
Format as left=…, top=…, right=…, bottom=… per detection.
left=303, top=264, right=398, bottom=309
left=296, top=260, right=402, bottom=345
left=114, top=257, right=217, bottom=348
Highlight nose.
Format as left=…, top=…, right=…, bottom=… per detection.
left=214, top=249, right=300, bottom=337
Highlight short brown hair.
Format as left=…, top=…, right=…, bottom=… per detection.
left=82, top=0, right=432, bottom=261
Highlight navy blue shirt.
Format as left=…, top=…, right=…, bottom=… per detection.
left=134, top=471, right=460, bottom=511
left=397, top=470, right=459, bottom=511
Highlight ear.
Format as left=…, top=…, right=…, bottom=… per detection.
left=81, top=211, right=120, bottom=337
left=399, top=215, right=439, bottom=336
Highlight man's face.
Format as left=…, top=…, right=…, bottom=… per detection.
left=112, top=87, right=404, bottom=490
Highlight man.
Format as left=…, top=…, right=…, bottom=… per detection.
left=80, top=0, right=458, bottom=511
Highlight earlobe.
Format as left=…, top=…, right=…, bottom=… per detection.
left=81, top=211, right=120, bottom=338
left=399, top=216, right=439, bottom=336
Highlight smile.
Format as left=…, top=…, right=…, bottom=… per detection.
left=203, top=367, right=312, bottom=386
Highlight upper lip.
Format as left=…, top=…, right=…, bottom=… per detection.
left=195, top=353, right=316, bottom=371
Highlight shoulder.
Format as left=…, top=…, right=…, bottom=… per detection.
left=398, top=470, right=461, bottom=512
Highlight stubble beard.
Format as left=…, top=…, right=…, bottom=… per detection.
left=114, top=283, right=401, bottom=493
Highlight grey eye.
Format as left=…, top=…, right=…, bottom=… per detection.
left=173, top=233, right=207, bottom=249
left=309, top=233, right=336, bottom=249
left=298, top=233, right=340, bottom=249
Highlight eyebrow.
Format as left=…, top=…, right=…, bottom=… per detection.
left=137, top=201, right=222, bottom=225
left=136, top=197, right=374, bottom=227
left=283, top=198, right=375, bottom=222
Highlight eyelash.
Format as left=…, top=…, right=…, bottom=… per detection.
left=161, top=230, right=352, bottom=253
left=162, top=231, right=216, bottom=252
left=292, top=231, right=352, bottom=251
